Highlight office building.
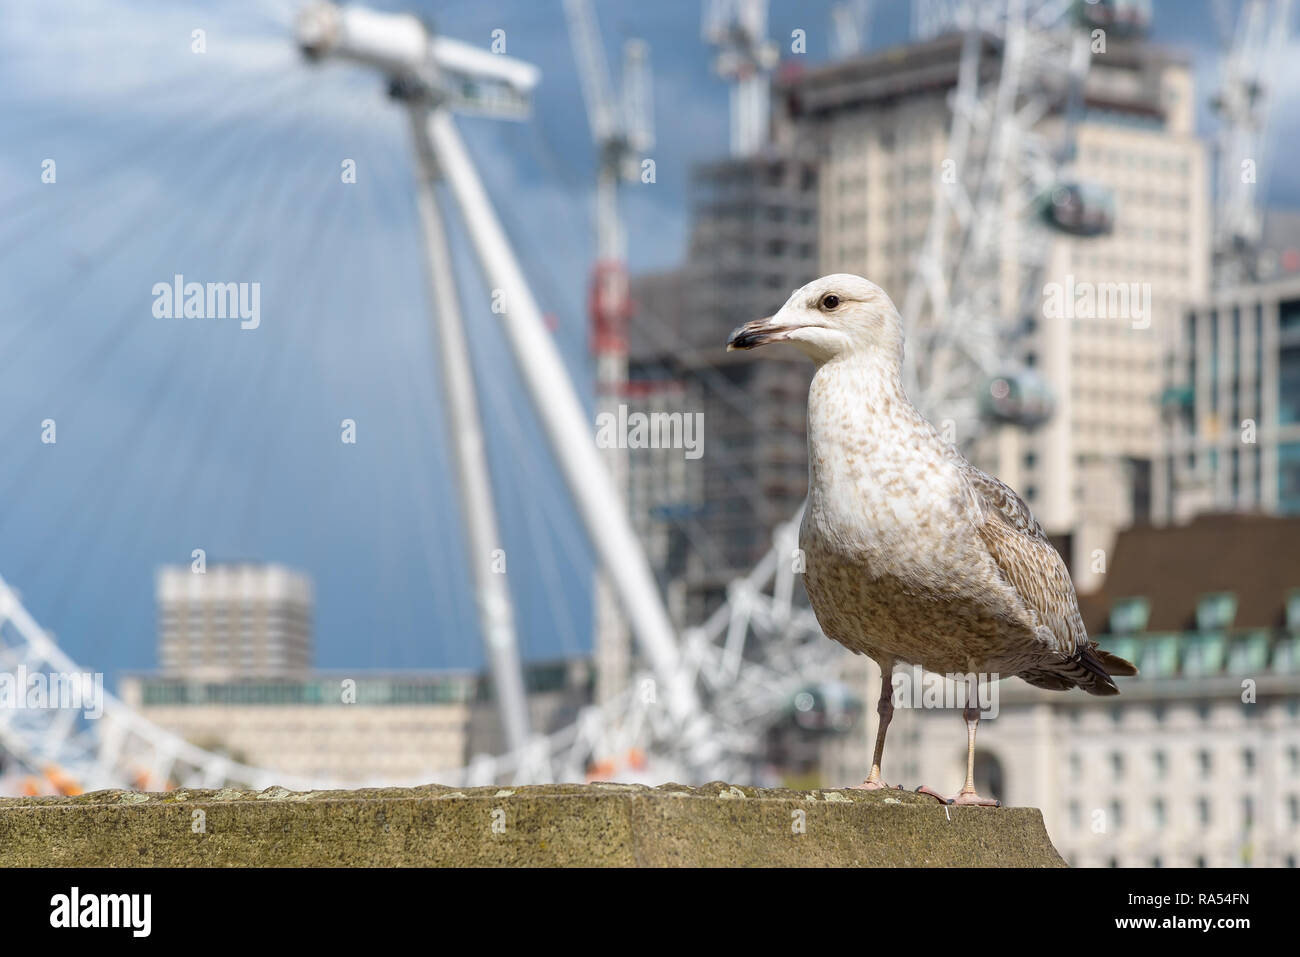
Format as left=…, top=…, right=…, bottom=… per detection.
left=157, top=563, right=313, bottom=678
left=118, top=659, right=594, bottom=784
left=1156, top=274, right=1300, bottom=520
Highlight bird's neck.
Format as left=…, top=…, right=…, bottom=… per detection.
left=809, top=350, right=910, bottom=422
left=806, top=350, right=920, bottom=483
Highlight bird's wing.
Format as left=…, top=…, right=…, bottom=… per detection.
left=958, top=462, right=1088, bottom=657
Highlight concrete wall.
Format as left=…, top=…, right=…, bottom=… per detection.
left=0, top=782, right=1065, bottom=867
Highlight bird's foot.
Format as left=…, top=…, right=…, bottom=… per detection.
left=849, top=779, right=903, bottom=791
left=951, top=789, right=1000, bottom=807
left=914, top=785, right=1000, bottom=807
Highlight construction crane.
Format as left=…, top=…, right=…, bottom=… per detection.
left=1210, top=0, right=1294, bottom=286
left=830, top=0, right=874, bottom=59
left=703, top=0, right=779, bottom=156
left=563, top=0, right=655, bottom=709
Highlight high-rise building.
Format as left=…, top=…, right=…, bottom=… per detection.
left=774, top=31, right=1210, bottom=590
left=1156, top=274, right=1300, bottom=521
left=156, top=563, right=313, bottom=679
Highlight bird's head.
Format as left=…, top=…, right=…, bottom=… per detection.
left=726, top=274, right=903, bottom=366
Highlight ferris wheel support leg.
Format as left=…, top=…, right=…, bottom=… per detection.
left=407, top=104, right=533, bottom=758
left=418, top=109, right=712, bottom=759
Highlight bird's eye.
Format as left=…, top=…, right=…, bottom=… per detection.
left=821, top=294, right=840, bottom=310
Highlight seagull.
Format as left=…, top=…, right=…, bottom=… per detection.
left=727, top=274, right=1136, bottom=806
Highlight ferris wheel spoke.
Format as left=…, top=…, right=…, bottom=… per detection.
left=0, top=80, right=324, bottom=545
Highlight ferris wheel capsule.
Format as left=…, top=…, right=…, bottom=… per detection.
left=1038, top=181, right=1116, bottom=237
left=978, top=369, right=1055, bottom=429
left=786, top=680, right=864, bottom=734
left=1072, top=0, right=1153, bottom=37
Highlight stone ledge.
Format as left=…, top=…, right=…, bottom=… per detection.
left=0, top=782, right=1066, bottom=867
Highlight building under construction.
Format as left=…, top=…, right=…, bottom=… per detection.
left=629, top=148, right=819, bottom=623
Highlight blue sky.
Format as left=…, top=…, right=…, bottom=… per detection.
left=0, top=0, right=1292, bottom=687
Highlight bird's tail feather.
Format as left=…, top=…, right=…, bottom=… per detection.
left=1020, top=645, right=1137, bottom=696
left=1093, top=648, right=1138, bottom=677
left=1075, top=647, right=1122, bottom=696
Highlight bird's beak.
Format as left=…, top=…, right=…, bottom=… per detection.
left=726, top=315, right=787, bottom=351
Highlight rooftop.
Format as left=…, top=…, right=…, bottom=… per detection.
left=775, top=31, right=1187, bottom=125
left=1081, top=512, right=1300, bottom=633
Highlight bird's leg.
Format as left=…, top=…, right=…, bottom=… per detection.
left=850, top=660, right=900, bottom=790
left=917, top=679, right=1001, bottom=807
left=951, top=682, right=1001, bottom=806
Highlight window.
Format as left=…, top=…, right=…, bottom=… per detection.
left=1281, top=443, right=1300, bottom=512
left=1196, top=592, right=1238, bottom=631
left=1281, top=297, right=1300, bottom=333
left=1197, top=797, right=1211, bottom=825
left=1282, top=343, right=1300, bottom=425
left=1151, top=798, right=1166, bottom=829
left=1109, top=597, right=1150, bottom=634
left=1185, top=633, right=1227, bottom=676
left=1153, top=750, right=1167, bottom=779
left=1287, top=589, right=1300, bottom=631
